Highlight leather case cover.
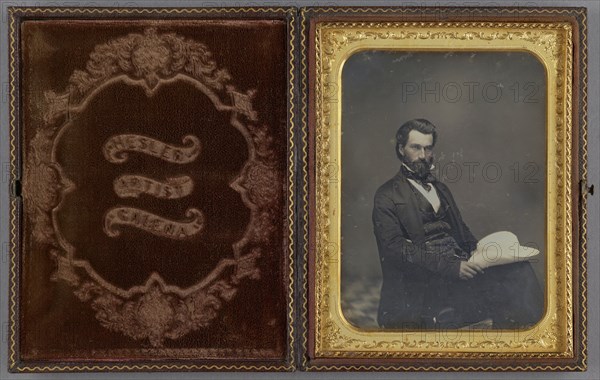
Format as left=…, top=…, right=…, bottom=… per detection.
left=10, top=8, right=294, bottom=371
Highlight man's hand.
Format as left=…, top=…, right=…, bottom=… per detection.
left=459, top=261, right=484, bottom=280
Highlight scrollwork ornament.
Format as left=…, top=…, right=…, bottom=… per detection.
left=26, top=27, right=279, bottom=347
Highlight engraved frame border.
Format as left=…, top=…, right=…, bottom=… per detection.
left=302, top=7, right=588, bottom=371
left=7, top=6, right=298, bottom=373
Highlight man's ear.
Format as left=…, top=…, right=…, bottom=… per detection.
left=397, top=145, right=404, bottom=157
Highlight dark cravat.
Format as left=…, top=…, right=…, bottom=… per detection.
left=401, top=164, right=437, bottom=191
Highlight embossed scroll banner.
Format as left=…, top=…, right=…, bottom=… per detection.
left=12, top=11, right=294, bottom=371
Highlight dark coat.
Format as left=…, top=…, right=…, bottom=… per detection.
left=372, top=169, right=478, bottom=328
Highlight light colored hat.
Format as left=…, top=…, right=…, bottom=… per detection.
left=468, top=231, right=540, bottom=269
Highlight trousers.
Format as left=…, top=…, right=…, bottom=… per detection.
left=419, top=261, right=545, bottom=329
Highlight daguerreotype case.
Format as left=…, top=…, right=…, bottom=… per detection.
left=6, top=5, right=590, bottom=374
left=7, top=7, right=297, bottom=371
left=301, top=7, right=589, bottom=371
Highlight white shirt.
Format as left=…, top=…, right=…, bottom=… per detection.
left=402, top=164, right=441, bottom=213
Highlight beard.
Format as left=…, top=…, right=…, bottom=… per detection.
left=402, top=156, right=434, bottom=179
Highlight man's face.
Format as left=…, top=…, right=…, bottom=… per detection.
left=398, top=130, right=434, bottom=177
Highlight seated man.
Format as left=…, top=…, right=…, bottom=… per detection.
left=372, top=118, right=544, bottom=329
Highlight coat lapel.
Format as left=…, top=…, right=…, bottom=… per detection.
left=433, top=183, right=460, bottom=226
left=391, top=170, right=425, bottom=244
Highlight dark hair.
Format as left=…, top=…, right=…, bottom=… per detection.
left=395, top=118, right=437, bottom=160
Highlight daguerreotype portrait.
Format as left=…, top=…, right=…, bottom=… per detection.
left=8, top=7, right=296, bottom=372
left=305, top=7, right=588, bottom=371
left=344, top=53, right=545, bottom=331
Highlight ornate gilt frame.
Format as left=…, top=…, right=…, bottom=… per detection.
left=303, top=7, right=587, bottom=371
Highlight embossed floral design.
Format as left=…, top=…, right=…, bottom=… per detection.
left=130, top=29, right=171, bottom=89
left=72, top=279, right=229, bottom=347
left=45, top=27, right=233, bottom=124
left=27, top=28, right=280, bottom=347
